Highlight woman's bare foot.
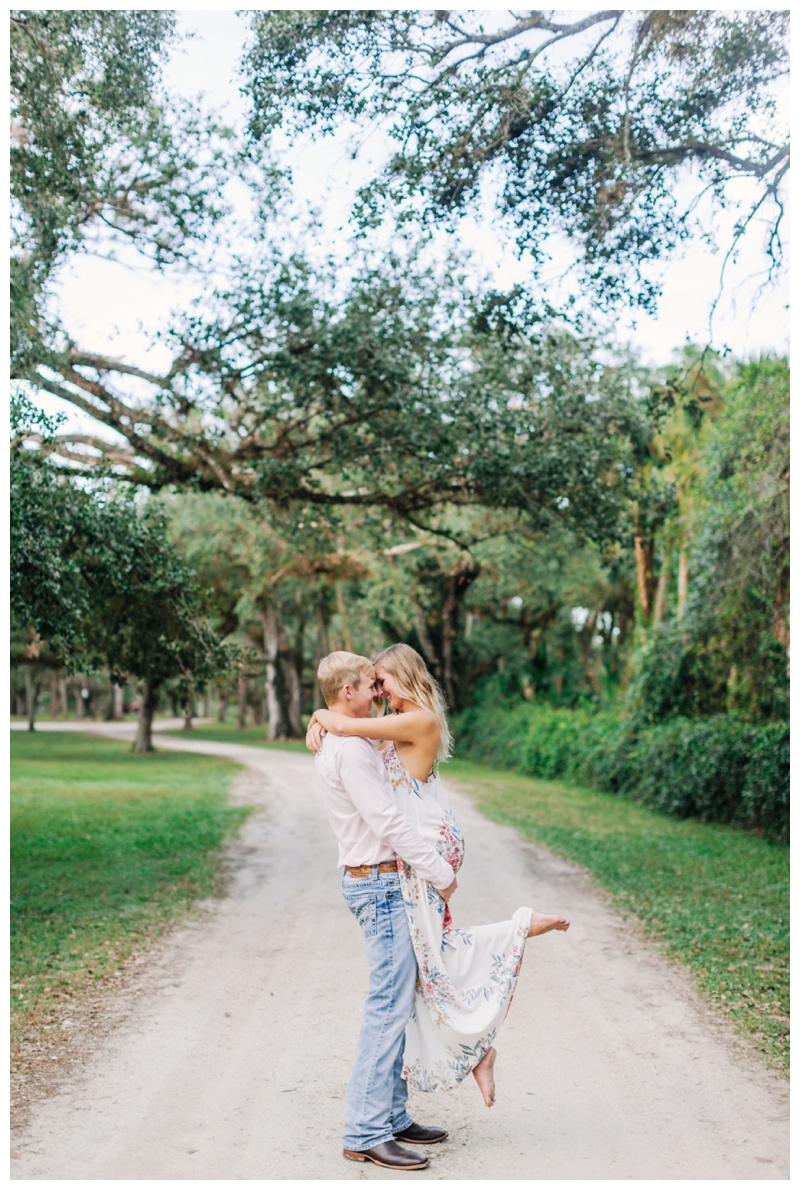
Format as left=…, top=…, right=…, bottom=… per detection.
left=472, top=1046, right=497, bottom=1107
left=527, top=912, right=570, bottom=937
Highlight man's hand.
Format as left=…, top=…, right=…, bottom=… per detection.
left=440, top=875, right=458, bottom=903
left=305, top=719, right=327, bottom=753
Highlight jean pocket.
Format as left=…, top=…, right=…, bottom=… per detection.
left=344, top=893, right=377, bottom=938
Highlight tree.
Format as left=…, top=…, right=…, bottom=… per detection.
left=624, top=354, right=789, bottom=723
left=244, top=10, right=789, bottom=310
left=11, top=9, right=235, bottom=375
left=11, top=401, right=224, bottom=751
left=162, top=491, right=367, bottom=738
left=18, top=255, right=636, bottom=542
left=9, top=621, right=62, bottom=732
left=354, top=507, right=633, bottom=712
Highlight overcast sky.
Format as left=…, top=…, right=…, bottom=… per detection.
left=49, top=8, right=789, bottom=416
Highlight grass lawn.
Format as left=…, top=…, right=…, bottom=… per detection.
left=162, top=720, right=309, bottom=751
left=11, top=731, right=248, bottom=1040
left=444, top=759, right=789, bottom=1074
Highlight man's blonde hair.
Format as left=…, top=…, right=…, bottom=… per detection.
left=317, top=651, right=375, bottom=706
left=372, top=642, right=453, bottom=764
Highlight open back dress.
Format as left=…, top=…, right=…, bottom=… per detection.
left=380, top=741, right=532, bottom=1092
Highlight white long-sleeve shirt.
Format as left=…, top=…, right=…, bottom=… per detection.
left=314, top=733, right=454, bottom=890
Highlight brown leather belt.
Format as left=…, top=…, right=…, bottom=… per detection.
left=345, top=861, right=398, bottom=877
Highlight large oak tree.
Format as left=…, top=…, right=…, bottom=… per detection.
left=21, top=254, right=638, bottom=543
left=244, top=9, right=789, bottom=310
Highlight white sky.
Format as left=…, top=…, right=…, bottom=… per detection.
left=47, top=7, right=789, bottom=420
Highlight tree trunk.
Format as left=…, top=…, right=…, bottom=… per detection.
left=262, top=605, right=290, bottom=740
left=314, top=604, right=331, bottom=708
left=278, top=620, right=305, bottom=738
left=409, top=594, right=441, bottom=679
left=633, top=536, right=655, bottom=621
left=59, top=678, right=68, bottom=719
left=25, top=666, right=40, bottom=731
left=773, top=559, right=790, bottom=676
left=237, top=669, right=247, bottom=730
left=75, top=680, right=84, bottom=718
left=726, top=663, right=739, bottom=712
left=202, top=691, right=210, bottom=718
left=632, top=502, right=655, bottom=622
left=316, top=604, right=330, bottom=657
left=579, top=610, right=602, bottom=695
left=182, top=684, right=194, bottom=731
left=105, top=682, right=124, bottom=721
left=676, top=546, right=689, bottom=620
left=653, top=568, right=669, bottom=624
left=50, top=670, right=59, bottom=718
left=216, top=683, right=228, bottom=722
left=440, top=557, right=480, bottom=711
left=132, top=680, right=160, bottom=754
left=335, top=583, right=354, bottom=652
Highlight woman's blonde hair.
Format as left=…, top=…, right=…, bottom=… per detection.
left=372, top=642, right=453, bottom=764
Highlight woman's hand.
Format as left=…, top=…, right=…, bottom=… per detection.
left=305, top=717, right=327, bottom=754
left=313, top=708, right=345, bottom=733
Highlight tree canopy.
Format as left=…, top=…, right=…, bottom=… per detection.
left=626, top=354, right=789, bottom=724
left=244, top=9, right=789, bottom=310
left=9, top=13, right=789, bottom=755
left=21, top=253, right=638, bottom=543
left=11, top=401, right=223, bottom=750
left=11, top=9, right=234, bottom=374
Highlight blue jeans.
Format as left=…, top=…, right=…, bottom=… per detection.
left=341, top=867, right=417, bottom=1151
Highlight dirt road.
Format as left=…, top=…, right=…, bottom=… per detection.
left=11, top=722, right=789, bottom=1179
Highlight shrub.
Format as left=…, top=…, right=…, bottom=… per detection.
left=453, top=705, right=788, bottom=841
left=741, top=722, right=790, bottom=843
left=633, top=716, right=752, bottom=821
left=451, top=704, right=532, bottom=772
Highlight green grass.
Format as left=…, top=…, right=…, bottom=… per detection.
left=444, top=759, right=789, bottom=1074
left=11, top=731, right=248, bottom=1038
left=162, top=720, right=309, bottom=751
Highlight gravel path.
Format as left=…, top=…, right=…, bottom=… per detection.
left=10, top=721, right=789, bottom=1179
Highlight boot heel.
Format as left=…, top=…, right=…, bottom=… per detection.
left=343, top=1150, right=367, bottom=1162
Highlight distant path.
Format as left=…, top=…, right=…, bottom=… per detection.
left=11, top=721, right=789, bottom=1179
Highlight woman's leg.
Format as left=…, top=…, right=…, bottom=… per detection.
left=469, top=913, right=569, bottom=1107
left=527, top=912, right=570, bottom=937
left=472, top=1047, right=497, bottom=1107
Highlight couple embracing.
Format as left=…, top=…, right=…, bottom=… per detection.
left=308, top=643, right=570, bottom=1172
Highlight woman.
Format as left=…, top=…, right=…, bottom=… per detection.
left=306, top=642, right=569, bottom=1107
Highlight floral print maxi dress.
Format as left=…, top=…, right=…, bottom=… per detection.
left=381, top=742, right=533, bottom=1092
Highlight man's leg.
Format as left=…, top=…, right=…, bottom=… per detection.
left=389, top=1001, right=414, bottom=1136
left=342, top=871, right=417, bottom=1152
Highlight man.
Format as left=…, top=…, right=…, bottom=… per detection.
left=313, top=651, right=458, bottom=1172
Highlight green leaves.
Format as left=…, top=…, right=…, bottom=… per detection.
left=243, top=10, right=789, bottom=311
left=10, top=11, right=235, bottom=376
left=10, top=445, right=223, bottom=691
left=23, top=251, right=636, bottom=542
left=625, top=355, right=789, bottom=724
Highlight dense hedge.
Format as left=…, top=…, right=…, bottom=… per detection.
left=453, top=705, right=789, bottom=842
